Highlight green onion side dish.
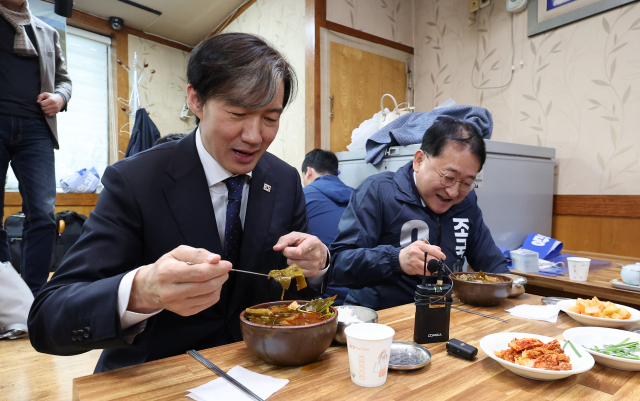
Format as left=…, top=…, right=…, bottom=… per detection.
left=562, top=340, right=582, bottom=358
left=583, top=338, right=640, bottom=360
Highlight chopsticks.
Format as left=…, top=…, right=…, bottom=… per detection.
left=452, top=306, right=509, bottom=323
left=187, top=350, right=265, bottom=401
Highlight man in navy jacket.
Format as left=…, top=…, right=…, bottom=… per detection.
left=28, top=33, right=330, bottom=372
left=330, top=118, right=508, bottom=310
left=302, top=149, right=353, bottom=304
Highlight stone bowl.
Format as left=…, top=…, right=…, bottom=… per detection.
left=449, top=272, right=513, bottom=307
left=239, top=300, right=338, bottom=366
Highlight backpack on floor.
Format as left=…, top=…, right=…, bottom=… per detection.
left=4, top=212, right=25, bottom=274
left=51, top=211, right=88, bottom=272
left=3, top=210, right=88, bottom=273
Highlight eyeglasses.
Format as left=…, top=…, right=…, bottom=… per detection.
left=425, top=155, right=478, bottom=193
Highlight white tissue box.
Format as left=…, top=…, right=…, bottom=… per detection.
left=511, top=249, right=539, bottom=273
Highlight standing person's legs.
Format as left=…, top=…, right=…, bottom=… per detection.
left=11, top=117, right=56, bottom=295
left=0, top=116, right=15, bottom=265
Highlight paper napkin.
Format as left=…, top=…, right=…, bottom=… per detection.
left=506, top=304, right=561, bottom=324
left=186, top=365, right=289, bottom=401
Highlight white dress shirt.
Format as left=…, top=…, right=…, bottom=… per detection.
left=117, top=128, right=326, bottom=330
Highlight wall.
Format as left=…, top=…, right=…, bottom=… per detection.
left=220, top=0, right=306, bottom=171
left=327, top=0, right=414, bottom=47
left=128, top=36, right=195, bottom=137
left=413, top=0, right=640, bottom=195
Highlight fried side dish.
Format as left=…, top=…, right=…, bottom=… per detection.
left=566, top=297, right=631, bottom=320
left=457, top=271, right=500, bottom=283
left=268, top=264, right=308, bottom=300
left=495, top=338, right=572, bottom=371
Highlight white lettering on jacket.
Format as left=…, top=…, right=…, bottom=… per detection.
left=453, top=218, right=470, bottom=257
left=400, top=220, right=430, bottom=248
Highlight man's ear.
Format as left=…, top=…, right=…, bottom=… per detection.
left=413, top=150, right=424, bottom=173
left=186, top=84, right=203, bottom=120
left=305, top=167, right=314, bottom=180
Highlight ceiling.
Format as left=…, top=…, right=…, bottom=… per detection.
left=70, top=0, right=248, bottom=47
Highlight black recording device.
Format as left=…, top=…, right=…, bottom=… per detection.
left=446, top=339, right=478, bottom=360
left=413, top=256, right=452, bottom=344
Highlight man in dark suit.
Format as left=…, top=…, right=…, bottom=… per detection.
left=28, top=32, right=329, bottom=372
left=0, top=0, right=72, bottom=295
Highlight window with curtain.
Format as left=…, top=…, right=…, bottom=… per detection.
left=6, top=27, right=111, bottom=192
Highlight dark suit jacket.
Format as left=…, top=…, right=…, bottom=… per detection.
left=32, top=15, right=72, bottom=149
left=28, top=131, right=326, bottom=372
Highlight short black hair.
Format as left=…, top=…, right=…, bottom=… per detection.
left=187, top=32, right=297, bottom=110
left=155, top=133, right=186, bottom=146
left=420, top=117, right=486, bottom=170
left=301, top=149, right=339, bottom=176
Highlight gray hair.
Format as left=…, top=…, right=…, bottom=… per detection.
left=187, top=32, right=297, bottom=110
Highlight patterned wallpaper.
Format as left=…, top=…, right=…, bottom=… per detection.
left=127, top=36, right=195, bottom=137
left=414, top=0, right=640, bottom=195
left=327, top=0, right=414, bottom=47
left=220, top=0, right=306, bottom=172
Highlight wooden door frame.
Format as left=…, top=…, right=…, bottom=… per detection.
left=322, top=30, right=414, bottom=151
left=305, top=0, right=415, bottom=153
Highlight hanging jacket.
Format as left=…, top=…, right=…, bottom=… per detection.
left=330, top=161, right=508, bottom=310
left=125, top=108, right=160, bottom=157
left=303, top=174, right=353, bottom=305
left=365, top=105, right=493, bottom=165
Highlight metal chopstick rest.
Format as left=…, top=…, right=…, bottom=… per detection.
left=187, top=350, right=265, bottom=401
left=452, top=306, right=509, bottom=323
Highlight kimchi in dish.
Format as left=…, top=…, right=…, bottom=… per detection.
left=244, top=295, right=336, bottom=326
left=495, top=338, right=572, bottom=371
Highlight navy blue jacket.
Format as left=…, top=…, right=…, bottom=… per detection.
left=330, top=161, right=508, bottom=310
left=304, top=175, right=353, bottom=248
left=304, top=174, right=353, bottom=304
left=28, top=130, right=328, bottom=372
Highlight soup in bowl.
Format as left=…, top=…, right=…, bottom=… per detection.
left=239, top=298, right=338, bottom=366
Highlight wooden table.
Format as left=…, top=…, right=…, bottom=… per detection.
left=73, top=294, right=640, bottom=400
left=511, top=250, right=640, bottom=309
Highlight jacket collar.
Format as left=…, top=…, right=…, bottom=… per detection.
left=162, top=130, right=222, bottom=254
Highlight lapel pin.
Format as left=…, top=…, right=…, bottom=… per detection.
left=263, top=183, right=271, bottom=192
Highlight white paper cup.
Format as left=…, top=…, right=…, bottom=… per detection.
left=567, top=257, right=591, bottom=281
left=344, top=323, right=395, bottom=387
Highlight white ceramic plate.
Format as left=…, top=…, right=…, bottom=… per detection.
left=563, top=327, right=640, bottom=371
left=611, top=279, right=640, bottom=293
left=479, top=332, right=594, bottom=381
left=556, top=299, right=640, bottom=328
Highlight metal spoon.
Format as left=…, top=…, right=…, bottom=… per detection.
left=184, top=261, right=270, bottom=277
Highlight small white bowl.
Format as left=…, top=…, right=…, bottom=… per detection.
left=556, top=299, right=640, bottom=328
left=563, top=327, right=640, bottom=371
left=479, top=332, right=594, bottom=381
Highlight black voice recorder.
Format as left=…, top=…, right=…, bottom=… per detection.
left=413, top=259, right=452, bottom=344
left=446, top=338, right=478, bottom=360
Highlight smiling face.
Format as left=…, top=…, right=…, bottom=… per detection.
left=413, top=143, right=481, bottom=214
left=187, top=83, right=284, bottom=175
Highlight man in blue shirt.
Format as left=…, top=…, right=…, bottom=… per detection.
left=302, top=149, right=353, bottom=304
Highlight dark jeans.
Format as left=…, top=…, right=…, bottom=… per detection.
left=0, top=115, right=56, bottom=295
